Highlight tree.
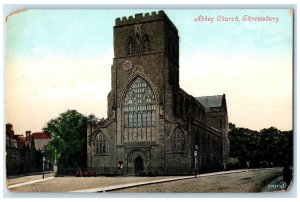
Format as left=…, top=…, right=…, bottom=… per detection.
left=43, top=110, right=87, bottom=169
left=228, top=123, right=293, bottom=168
left=228, top=123, right=260, bottom=165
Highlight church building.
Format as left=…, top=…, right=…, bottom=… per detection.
left=87, top=10, right=229, bottom=175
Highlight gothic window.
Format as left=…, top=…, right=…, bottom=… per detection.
left=124, top=76, right=155, bottom=128
left=127, top=36, right=136, bottom=55
left=171, top=128, right=186, bottom=152
left=95, top=131, right=107, bottom=155
left=142, top=35, right=151, bottom=52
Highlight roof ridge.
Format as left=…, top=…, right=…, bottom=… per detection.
left=196, top=95, right=223, bottom=98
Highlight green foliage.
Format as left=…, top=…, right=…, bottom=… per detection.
left=43, top=110, right=87, bottom=168
left=228, top=123, right=293, bottom=167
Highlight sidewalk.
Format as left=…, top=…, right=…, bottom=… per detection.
left=7, top=177, right=55, bottom=189
left=6, top=172, right=54, bottom=187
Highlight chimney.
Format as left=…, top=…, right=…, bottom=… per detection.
left=25, top=130, right=31, bottom=140
left=6, top=123, right=13, bottom=138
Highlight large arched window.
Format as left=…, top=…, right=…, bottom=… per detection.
left=127, top=36, right=136, bottom=55
left=142, top=35, right=151, bottom=53
left=124, top=76, right=155, bottom=128
left=171, top=128, right=186, bottom=152
left=95, top=131, right=107, bottom=155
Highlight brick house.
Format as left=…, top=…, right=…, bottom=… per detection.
left=6, top=124, right=51, bottom=176
left=87, top=10, right=229, bottom=175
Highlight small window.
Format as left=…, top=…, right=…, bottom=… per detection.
left=142, top=35, right=151, bottom=53
left=127, top=36, right=136, bottom=55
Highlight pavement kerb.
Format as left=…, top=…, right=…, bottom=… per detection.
left=70, top=176, right=194, bottom=192
left=70, top=168, right=276, bottom=193
left=7, top=177, right=55, bottom=189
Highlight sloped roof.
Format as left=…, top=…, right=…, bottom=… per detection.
left=196, top=95, right=223, bottom=108
left=31, top=132, right=51, bottom=139
left=31, top=132, right=51, bottom=151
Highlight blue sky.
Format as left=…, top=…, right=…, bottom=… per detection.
left=7, top=9, right=292, bottom=59
left=6, top=9, right=293, bottom=134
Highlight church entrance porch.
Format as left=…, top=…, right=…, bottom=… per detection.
left=127, top=149, right=148, bottom=175
left=134, top=156, right=144, bottom=175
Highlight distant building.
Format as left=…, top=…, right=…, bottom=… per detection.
left=87, top=11, right=229, bottom=175
left=30, top=132, right=52, bottom=152
left=6, top=124, right=52, bottom=176
left=6, top=123, right=22, bottom=175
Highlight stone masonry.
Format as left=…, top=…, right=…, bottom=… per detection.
left=87, top=10, right=229, bottom=175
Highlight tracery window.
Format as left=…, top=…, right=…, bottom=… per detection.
left=171, top=128, right=186, bottom=152
left=124, top=76, right=155, bottom=128
left=95, top=131, right=107, bottom=155
left=127, top=36, right=136, bottom=55
left=142, top=35, right=151, bottom=52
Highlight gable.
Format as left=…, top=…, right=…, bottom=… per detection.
left=196, top=95, right=223, bottom=108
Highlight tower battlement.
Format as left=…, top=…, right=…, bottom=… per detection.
left=115, top=10, right=177, bottom=33
left=115, top=10, right=162, bottom=25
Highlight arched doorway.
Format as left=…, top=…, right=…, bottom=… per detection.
left=134, top=156, right=144, bottom=175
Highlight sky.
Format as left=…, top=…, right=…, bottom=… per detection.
left=5, top=8, right=293, bottom=135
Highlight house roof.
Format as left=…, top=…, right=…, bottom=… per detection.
left=31, top=132, right=51, bottom=139
left=195, top=95, right=224, bottom=108
left=31, top=132, right=51, bottom=151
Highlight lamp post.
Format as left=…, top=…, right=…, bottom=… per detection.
left=42, top=156, right=45, bottom=179
left=194, top=145, right=198, bottom=178
left=194, top=150, right=197, bottom=178
left=53, top=149, right=58, bottom=177
left=54, top=150, right=57, bottom=166
left=88, top=114, right=97, bottom=170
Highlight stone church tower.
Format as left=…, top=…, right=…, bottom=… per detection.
left=87, top=10, right=229, bottom=175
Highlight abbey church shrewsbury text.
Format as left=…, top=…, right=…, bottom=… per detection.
left=87, top=10, right=230, bottom=175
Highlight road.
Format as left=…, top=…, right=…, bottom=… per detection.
left=6, top=168, right=283, bottom=193
left=111, top=168, right=283, bottom=193
left=7, top=175, right=176, bottom=192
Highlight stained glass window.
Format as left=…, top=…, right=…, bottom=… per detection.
left=95, top=132, right=107, bottom=154
left=124, top=76, right=155, bottom=128
left=171, top=128, right=186, bottom=152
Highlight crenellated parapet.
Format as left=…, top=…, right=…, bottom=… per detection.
left=115, top=10, right=177, bottom=33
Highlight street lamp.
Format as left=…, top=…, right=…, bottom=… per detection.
left=42, top=156, right=45, bottom=179
left=88, top=114, right=97, bottom=170
left=194, top=145, right=198, bottom=178
left=54, top=149, right=57, bottom=165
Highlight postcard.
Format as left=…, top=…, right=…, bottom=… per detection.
left=5, top=7, right=293, bottom=194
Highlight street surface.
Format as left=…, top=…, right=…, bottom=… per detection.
left=6, top=168, right=283, bottom=193
left=7, top=175, right=175, bottom=192
left=112, top=168, right=283, bottom=192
